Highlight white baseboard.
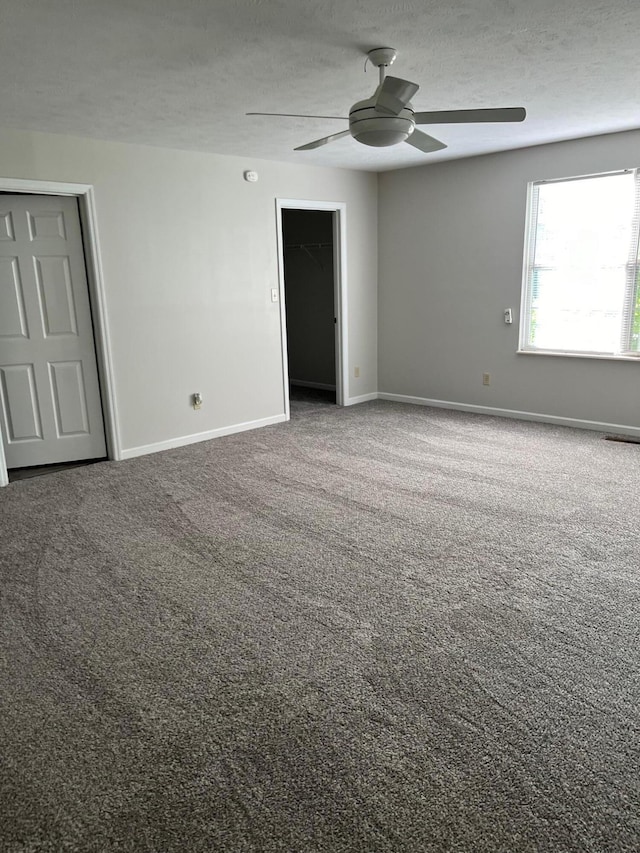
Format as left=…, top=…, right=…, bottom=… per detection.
left=344, top=392, right=379, bottom=406
left=121, top=413, right=287, bottom=460
left=290, top=380, right=336, bottom=391
left=116, top=392, right=640, bottom=463
left=378, top=392, right=640, bottom=438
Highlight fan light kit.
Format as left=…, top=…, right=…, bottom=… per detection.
left=248, top=48, right=526, bottom=155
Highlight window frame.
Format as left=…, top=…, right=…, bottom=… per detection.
left=518, top=168, right=640, bottom=361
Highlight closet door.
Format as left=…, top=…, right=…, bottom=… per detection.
left=0, top=194, right=106, bottom=468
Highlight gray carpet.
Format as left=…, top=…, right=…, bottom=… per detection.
left=1, top=401, right=639, bottom=852
left=289, top=384, right=337, bottom=415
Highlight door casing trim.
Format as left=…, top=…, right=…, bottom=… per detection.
left=0, top=177, right=122, bottom=486
left=275, top=199, right=348, bottom=418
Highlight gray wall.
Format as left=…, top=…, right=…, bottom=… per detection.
left=283, top=210, right=335, bottom=388
left=378, top=129, right=640, bottom=429
left=0, top=126, right=378, bottom=456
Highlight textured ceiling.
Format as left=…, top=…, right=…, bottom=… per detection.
left=1, top=0, right=640, bottom=172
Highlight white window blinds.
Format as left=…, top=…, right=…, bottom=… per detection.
left=521, top=169, right=640, bottom=357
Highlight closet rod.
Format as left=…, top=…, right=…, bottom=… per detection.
left=284, top=242, right=332, bottom=250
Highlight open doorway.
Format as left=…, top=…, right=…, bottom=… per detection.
left=276, top=199, right=347, bottom=419
left=282, top=209, right=336, bottom=413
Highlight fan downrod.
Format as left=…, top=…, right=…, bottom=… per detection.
left=367, top=47, right=397, bottom=84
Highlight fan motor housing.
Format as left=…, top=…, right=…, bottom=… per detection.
left=349, top=98, right=415, bottom=148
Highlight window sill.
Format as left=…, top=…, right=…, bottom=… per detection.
left=517, top=349, right=640, bottom=362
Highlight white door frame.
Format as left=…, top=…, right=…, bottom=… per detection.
left=275, top=199, right=348, bottom=418
left=0, top=177, right=122, bottom=486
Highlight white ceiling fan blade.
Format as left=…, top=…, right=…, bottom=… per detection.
left=247, top=112, right=348, bottom=120
left=414, top=107, right=526, bottom=125
left=405, top=130, right=447, bottom=153
left=374, top=76, right=420, bottom=115
left=295, top=130, right=351, bottom=151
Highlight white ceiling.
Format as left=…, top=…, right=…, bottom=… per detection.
left=2, top=0, right=640, bottom=172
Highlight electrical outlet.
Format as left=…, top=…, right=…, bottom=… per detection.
left=192, top=392, right=202, bottom=409
left=482, top=373, right=491, bottom=386
left=354, top=366, right=360, bottom=378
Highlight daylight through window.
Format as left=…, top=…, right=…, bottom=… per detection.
left=520, top=169, right=640, bottom=357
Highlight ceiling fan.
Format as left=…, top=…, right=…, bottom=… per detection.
left=248, top=47, right=526, bottom=154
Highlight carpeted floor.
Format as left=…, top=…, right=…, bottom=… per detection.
left=289, top=384, right=337, bottom=416
left=1, top=401, right=639, bottom=852
left=8, top=458, right=104, bottom=483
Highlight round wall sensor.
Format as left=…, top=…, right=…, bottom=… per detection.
left=244, top=170, right=259, bottom=182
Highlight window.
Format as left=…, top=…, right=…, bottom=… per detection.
left=520, top=170, right=640, bottom=358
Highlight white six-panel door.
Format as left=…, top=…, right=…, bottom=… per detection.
left=0, top=194, right=106, bottom=468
